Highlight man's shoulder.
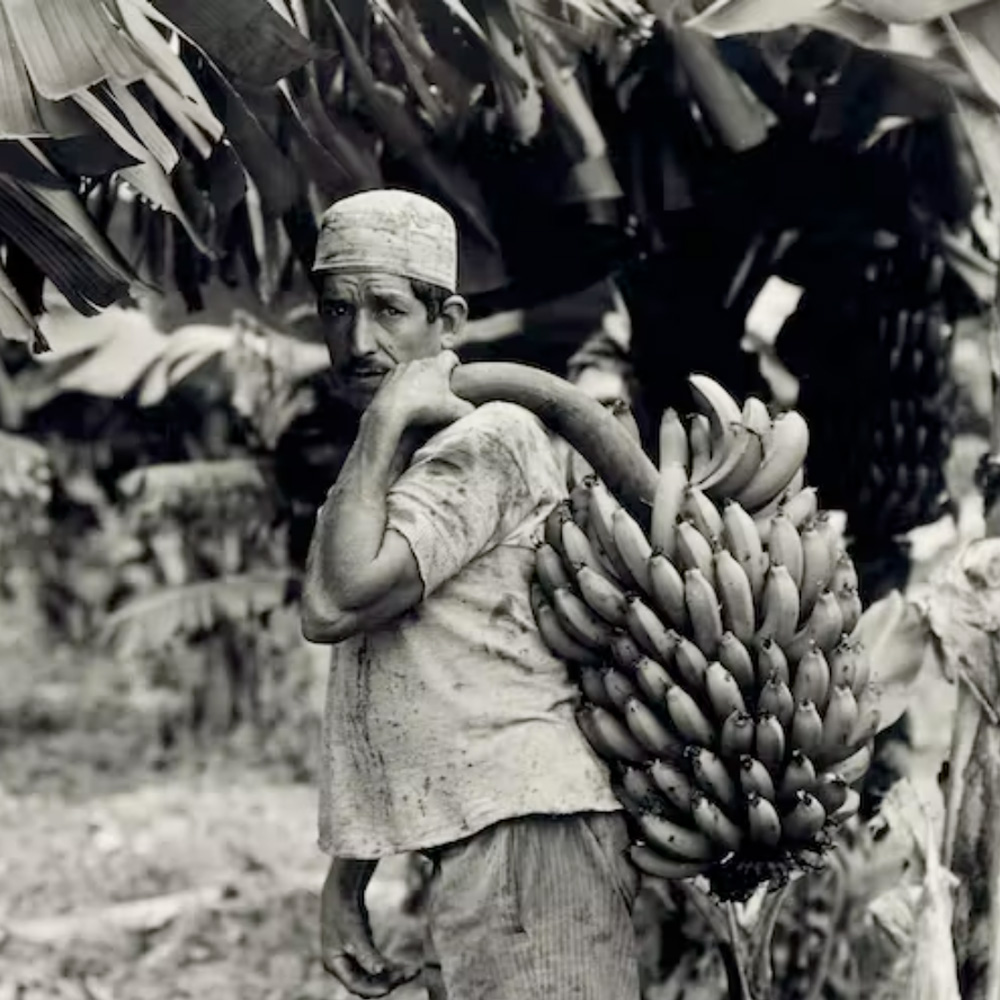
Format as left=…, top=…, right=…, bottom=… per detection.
left=451, top=400, right=547, bottom=440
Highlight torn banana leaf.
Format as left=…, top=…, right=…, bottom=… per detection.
left=686, top=0, right=836, bottom=38
left=943, top=13, right=1000, bottom=111
left=144, top=0, right=320, bottom=86
left=850, top=0, right=986, bottom=22
left=107, top=79, right=180, bottom=171
left=2, top=0, right=148, bottom=100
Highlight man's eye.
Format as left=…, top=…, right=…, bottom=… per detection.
left=323, top=303, right=352, bottom=318
left=379, top=304, right=404, bottom=317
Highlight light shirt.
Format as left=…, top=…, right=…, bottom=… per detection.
left=319, top=402, right=620, bottom=859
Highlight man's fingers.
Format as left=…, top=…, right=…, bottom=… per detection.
left=324, top=953, right=419, bottom=998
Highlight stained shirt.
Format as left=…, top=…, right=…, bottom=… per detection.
left=318, top=401, right=620, bottom=859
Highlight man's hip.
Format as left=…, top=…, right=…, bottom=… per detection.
left=421, top=810, right=640, bottom=1000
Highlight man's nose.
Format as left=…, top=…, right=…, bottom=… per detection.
left=348, top=311, right=378, bottom=359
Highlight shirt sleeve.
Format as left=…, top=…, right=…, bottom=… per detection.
left=385, top=403, right=557, bottom=596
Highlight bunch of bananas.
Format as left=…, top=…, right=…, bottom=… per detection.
left=531, top=376, right=877, bottom=899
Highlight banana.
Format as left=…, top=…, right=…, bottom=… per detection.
left=576, top=565, right=630, bottom=626
left=536, top=543, right=572, bottom=597
left=813, top=511, right=844, bottom=565
left=552, top=587, right=614, bottom=649
left=714, top=549, right=756, bottom=646
left=622, top=765, right=661, bottom=811
left=836, top=743, right=873, bottom=785
left=567, top=449, right=595, bottom=492
left=798, top=520, right=834, bottom=619
left=625, top=697, right=686, bottom=758
left=639, top=811, right=720, bottom=862
left=544, top=502, right=570, bottom=554
left=718, top=633, right=756, bottom=694
left=781, top=486, right=819, bottom=529
left=626, top=596, right=679, bottom=664
left=747, top=792, right=782, bottom=847
left=603, top=666, right=640, bottom=713
left=720, top=710, right=755, bottom=759
left=612, top=507, right=653, bottom=596
left=699, top=423, right=765, bottom=501
left=705, top=662, right=746, bottom=722
left=691, top=791, right=743, bottom=852
left=688, top=746, right=739, bottom=814
left=778, top=749, right=817, bottom=802
left=634, top=656, right=675, bottom=705
left=790, top=701, right=824, bottom=757
left=676, top=520, right=716, bottom=582
left=674, top=637, right=709, bottom=692
left=561, top=518, right=609, bottom=581
left=610, top=632, right=643, bottom=670
left=786, top=592, right=844, bottom=661
left=736, top=411, right=810, bottom=513
left=650, top=464, right=688, bottom=559
left=820, top=685, right=860, bottom=763
left=685, top=568, right=724, bottom=655
left=830, top=553, right=859, bottom=593
left=812, top=773, right=849, bottom=814
left=536, top=604, right=603, bottom=666
left=828, top=789, right=861, bottom=825
left=755, top=713, right=787, bottom=775
left=742, top=396, right=772, bottom=436
left=586, top=513, right=628, bottom=584
left=755, top=637, right=790, bottom=687
left=589, top=479, right=633, bottom=583
left=579, top=664, right=614, bottom=709
left=629, top=844, right=712, bottom=880
left=792, top=646, right=831, bottom=710
left=568, top=478, right=593, bottom=530
left=682, top=485, right=724, bottom=541
left=848, top=683, right=881, bottom=749
left=648, top=553, right=688, bottom=631
left=756, top=564, right=799, bottom=647
left=665, top=686, right=716, bottom=747
left=689, top=373, right=744, bottom=439
left=739, top=755, right=777, bottom=801
left=767, top=513, right=804, bottom=590
left=650, top=758, right=696, bottom=814
left=576, top=705, right=646, bottom=763
left=658, top=407, right=689, bottom=471
left=758, top=675, right=794, bottom=729
left=836, top=585, right=863, bottom=634
left=688, top=414, right=715, bottom=483
left=722, top=500, right=767, bottom=606
left=781, top=791, right=827, bottom=843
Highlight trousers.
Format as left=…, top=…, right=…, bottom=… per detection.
left=419, top=811, right=641, bottom=1000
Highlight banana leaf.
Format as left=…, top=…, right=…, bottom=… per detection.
left=102, top=572, right=290, bottom=656
left=0, top=262, right=45, bottom=351
left=145, top=0, right=320, bottom=86
left=850, top=0, right=988, bottom=22
left=0, top=4, right=42, bottom=138
left=0, top=139, right=65, bottom=185
left=203, top=71, right=300, bottom=216
left=956, top=96, right=1000, bottom=230
left=107, top=79, right=180, bottom=171
left=2, top=0, right=149, bottom=100
left=324, top=0, right=500, bottom=250
left=944, top=14, right=1000, bottom=111
left=686, top=0, right=835, bottom=37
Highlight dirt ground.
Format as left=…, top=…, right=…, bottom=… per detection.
left=0, top=502, right=970, bottom=1000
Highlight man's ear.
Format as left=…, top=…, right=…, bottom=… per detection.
left=440, top=295, right=468, bottom=349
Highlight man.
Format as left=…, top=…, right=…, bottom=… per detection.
left=300, top=189, right=641, bottom=1000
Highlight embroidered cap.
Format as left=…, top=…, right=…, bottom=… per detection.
left=312, top=189, right=458, bottom=292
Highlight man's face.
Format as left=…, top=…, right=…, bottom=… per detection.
left=318, top=271, right=449, bottom=410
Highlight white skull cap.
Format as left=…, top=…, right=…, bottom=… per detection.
left=313, top=189, right=458, bottom=292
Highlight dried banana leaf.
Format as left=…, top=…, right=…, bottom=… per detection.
left=1, top=0, right=149, bottom=100
left=145, top=0, right=319, bottom=86
left=686, top=0, right=835, bottom=37
left=851, top=0, right=987, bottom=22
left=107, top=80, right=180, bottom=171
left=0, top=4, right=42, bottom=137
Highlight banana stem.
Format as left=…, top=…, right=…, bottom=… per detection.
left=724, top=902, right=755, bottom=1000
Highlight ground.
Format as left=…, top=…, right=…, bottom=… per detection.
left=0, top=492, right=972, bottom=1000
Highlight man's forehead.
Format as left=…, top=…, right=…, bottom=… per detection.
left=320, top=271, right=414, bottom=298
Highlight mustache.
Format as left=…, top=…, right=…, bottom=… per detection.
left=339, top=362, right=390, bottom=379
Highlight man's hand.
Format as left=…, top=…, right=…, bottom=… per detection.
left=321, top=857, right=419, bottom=998
left=372, top=351, right=473, bottom=429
